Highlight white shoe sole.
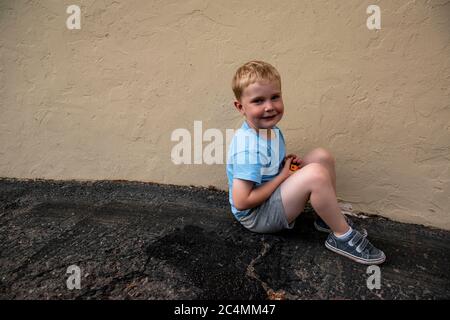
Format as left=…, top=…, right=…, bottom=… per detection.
left=325, top=241, right=386, bottom=265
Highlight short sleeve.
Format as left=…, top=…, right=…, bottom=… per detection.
left=231, top=150, right=263, bottom=184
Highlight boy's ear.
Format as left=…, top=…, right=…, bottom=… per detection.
left=233, top=99, right=244, bottom=114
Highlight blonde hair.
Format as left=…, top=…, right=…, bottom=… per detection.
left=231, top=60, right=282, bottom=101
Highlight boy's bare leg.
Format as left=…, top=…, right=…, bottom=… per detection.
left=300, top=148, right=353, bottom=212
left=300, top=147, right=336, bottom=195
left=280, top=163, right=349, bottom=236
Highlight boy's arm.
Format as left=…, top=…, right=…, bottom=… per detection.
left=232, top=157, right=294, bottom=211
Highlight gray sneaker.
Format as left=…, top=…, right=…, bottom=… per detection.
left=314, top=215, right=368, bottom=237
left=325, top=229, right=386, bottom=265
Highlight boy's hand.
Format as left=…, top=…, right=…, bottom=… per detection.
left=280, top=156, right=295, bottom=180
left=285, top=154, right=303, bottom=166
left=285, top=154, right=303, bottom=172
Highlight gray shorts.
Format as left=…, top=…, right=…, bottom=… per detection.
left=238, top=185, right=295, bottom=233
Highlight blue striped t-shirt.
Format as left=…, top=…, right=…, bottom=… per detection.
left=226, top=120, right=286, bottom=220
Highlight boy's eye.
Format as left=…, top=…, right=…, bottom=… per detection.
left=252, top=95, right=280, bottom=104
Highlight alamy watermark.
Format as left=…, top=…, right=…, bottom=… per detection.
left=66, top=265, right=81, bottom=290
left=367, top=5, right=381, bottom=30
left=366, top=265, right=381, bottom=290
left=66, top=5, right=81, bottom=30
left=64, top=5, right=380, bottom=32
left=170, top=121, right=282, bottom=172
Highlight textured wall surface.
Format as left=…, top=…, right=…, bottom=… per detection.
left=1, top=1, right=449, bottom=229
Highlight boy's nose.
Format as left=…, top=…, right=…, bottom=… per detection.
left=265, top=102, right=274, bottom=111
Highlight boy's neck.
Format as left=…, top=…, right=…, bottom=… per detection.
left=245, top=120, right=276, bottom=140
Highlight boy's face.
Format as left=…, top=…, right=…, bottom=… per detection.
left=234, top=80, right=284, bottom=130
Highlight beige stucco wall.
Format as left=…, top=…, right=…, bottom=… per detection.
left=1, top=1, right=449, bottom=229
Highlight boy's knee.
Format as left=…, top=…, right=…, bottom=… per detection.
left=313, top=147, right=335, bottom=165
left=302, top=163, right=330, bottom=183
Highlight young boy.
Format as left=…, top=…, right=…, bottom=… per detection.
left=226, top=60, right=385, bottom=265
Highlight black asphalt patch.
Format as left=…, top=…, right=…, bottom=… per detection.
left=146, top=225, right=267, bottom=300
left=0, top=178, right=449, bottom=299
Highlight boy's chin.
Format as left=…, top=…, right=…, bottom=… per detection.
left=258, top=118, right=280, bottom=128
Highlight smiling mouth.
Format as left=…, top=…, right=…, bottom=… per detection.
left=262, top=114, right=277, bottom=119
